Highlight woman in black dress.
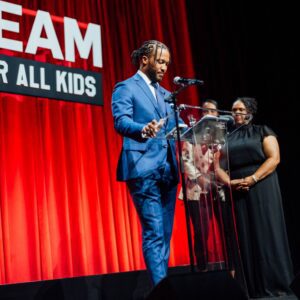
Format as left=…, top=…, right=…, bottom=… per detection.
left=227, top=97, right=293, bottom=298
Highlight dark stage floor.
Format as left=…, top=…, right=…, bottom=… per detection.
left=0, top=266, right=298, bottom=300
left=253, top=297, right=298, bottom=300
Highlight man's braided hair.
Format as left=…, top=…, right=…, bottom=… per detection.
left=131, top=40, right=170, bottom=68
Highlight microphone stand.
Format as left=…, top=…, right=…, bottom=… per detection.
left=165, top=85, right=196, bottom=273
left=178, top=103, right=233, bottom=115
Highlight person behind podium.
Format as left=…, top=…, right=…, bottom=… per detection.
left=111, top=40, right=181, bottom=286
left=227, top=97, right=293, bottom=297
left=180, top=99, right=220, bottom=271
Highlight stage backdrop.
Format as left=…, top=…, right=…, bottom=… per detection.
left=0, top=0, right=201, bottom=284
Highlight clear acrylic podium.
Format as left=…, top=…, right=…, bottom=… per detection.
left=168, top=109, right=247, bottom=293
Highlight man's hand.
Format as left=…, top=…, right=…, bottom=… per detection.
left=142, top=119, right=164, bottom=138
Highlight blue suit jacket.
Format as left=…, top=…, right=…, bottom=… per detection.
left=112, top=73, right=180, bottom=182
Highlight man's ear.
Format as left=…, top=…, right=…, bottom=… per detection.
left=141, top=55, right=149, bottom=66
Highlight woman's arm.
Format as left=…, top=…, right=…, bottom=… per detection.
left=237, top=135, right=280, bottom=189
left=213, top=151, right=231, bottom=186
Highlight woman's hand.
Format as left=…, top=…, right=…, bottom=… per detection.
left=230, top=178, right=245, bottom=191
left=231, top=176, right=256, bottom=191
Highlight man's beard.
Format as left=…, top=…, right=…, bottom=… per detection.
left=146, top=66, right=159, bottom=83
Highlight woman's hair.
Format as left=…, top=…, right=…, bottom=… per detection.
left=235, top=97, right=258, bottom=114
left=203, top=99, right=218, bottom=109
left=131, top=40, right=170, bottom=68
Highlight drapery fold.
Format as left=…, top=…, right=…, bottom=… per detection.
left=0, top=0, right=199, bottom=284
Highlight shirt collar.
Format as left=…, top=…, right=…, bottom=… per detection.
left=137, top=70, right=153, bottom=86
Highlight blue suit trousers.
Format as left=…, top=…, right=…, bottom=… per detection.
left=127, top=160, right=177, bottom=286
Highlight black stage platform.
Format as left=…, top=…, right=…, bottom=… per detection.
left=0, top=266, right=298, bottom=300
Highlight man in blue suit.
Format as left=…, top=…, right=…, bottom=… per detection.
left=112, top=40, right=180, bottom=286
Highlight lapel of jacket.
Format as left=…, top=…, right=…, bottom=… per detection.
left=155, top=85, right=167, bottom=116
left=134, top=74, right=163, bottom=119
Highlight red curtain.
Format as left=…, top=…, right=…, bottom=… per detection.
left=0, top=0, right=200, bottom=284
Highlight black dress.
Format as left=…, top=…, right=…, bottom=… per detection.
left=227, top=124, right=293, bottom=298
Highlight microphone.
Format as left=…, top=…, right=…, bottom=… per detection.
left=244, top=114, right=253, bottom=121
left=178, top=104, right=187, bottom=111
left=173, top=76, right=204, bottom=86
left=218, top=115, right=235, bottom=126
